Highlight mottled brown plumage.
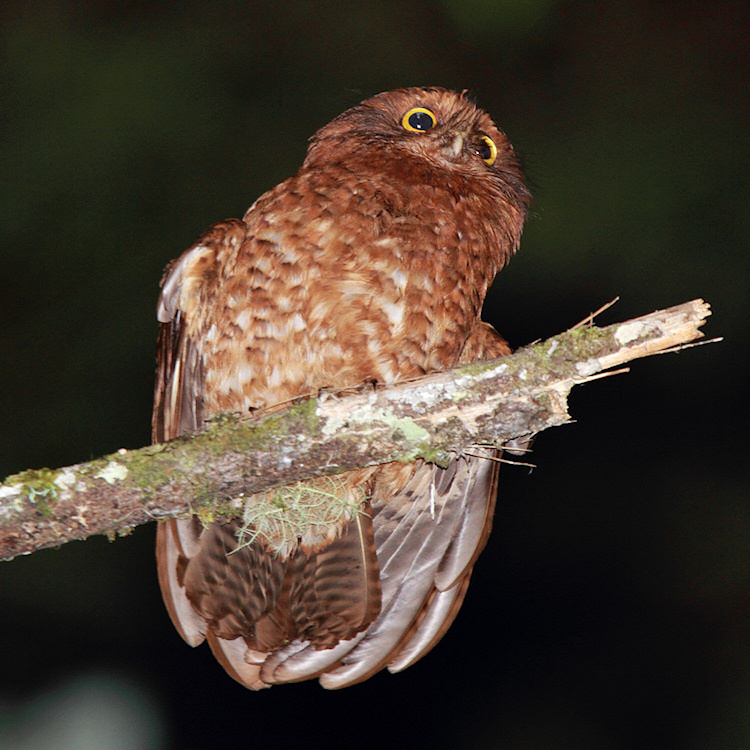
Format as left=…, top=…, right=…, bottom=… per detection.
left=154, top=87, right=530, bottom=689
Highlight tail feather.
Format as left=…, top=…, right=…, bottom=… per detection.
left=156, top=502, right=382, bottom=690
left=288, top=502, right=381, bottom=647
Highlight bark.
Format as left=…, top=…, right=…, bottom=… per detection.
left=0, top=299, right=714, bottom=561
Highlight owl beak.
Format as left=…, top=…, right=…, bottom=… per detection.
left=447, top=130, right=466, bottom=159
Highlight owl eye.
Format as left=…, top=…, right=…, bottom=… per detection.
left=476, top=135, right=497, bottom=165
left=401, top=107, right=437, bottom=132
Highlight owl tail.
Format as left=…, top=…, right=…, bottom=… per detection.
left=156, top=502, right=382, bottom=689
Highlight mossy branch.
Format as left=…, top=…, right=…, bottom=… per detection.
left=0, top=299, right=714, bottom=561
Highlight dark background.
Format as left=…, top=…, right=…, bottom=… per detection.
left=1, top=2, right=747, bottom=748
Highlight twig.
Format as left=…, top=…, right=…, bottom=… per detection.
left=570, top=296, right=620, bottom=330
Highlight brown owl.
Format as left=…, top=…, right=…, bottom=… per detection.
left=154, top=86, right=530, bottom=689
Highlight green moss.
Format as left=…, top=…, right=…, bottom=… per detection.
left=390, top=415, right=430, bottom=444
left=6, top=468, right=61, bottom=514
left=507, top=326, right=615, bottom=382
left=259, top=398, right=321, bottom=443
left=195, top=399, right=319, bottom=458
left=195, top=504, right=217, bottom=525
left=238, top=475, right=364, bottom=553
left=534, top=391, right=552, bottom=408
left=454, top=359, right=502, bottom=377
left=565, top=325, right=613, bottom=358
left=286, top=397, right=320, bottom=430
left=416, top=445, right=451, bottom=467
left=204, top=411, right=241, bottom=428
left=121, top=444, right=174, bottom=500
left=105, top=527, right=135, bottom=541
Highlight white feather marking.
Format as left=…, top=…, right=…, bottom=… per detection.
left=158, top=252, right=191, bottom=322
left=169, top=358, right=181, bottom=418
left=312, top=217, right=333, bottom=234
left=268, top=365, right=284, bottom=388
left=236, top=362, right=255, bottom=386
left=391, top=269, right=407, bottom=291
left=381, top=299, right=405, bottom=331
left=234, top=309, right=255, bottom=332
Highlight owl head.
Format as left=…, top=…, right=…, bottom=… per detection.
left=303, top=87, right=530, bottom=258
left=305, top=87, right=526, bottom=186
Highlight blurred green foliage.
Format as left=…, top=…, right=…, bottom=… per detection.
left=1, top=2, right=747, bottom=749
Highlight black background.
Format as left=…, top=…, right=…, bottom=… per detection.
left=1, top=2, right=747, bottom=748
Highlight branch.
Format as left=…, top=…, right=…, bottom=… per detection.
left=1, top=299, right=715, bottom=561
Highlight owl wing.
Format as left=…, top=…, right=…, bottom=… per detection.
left=360, top=324, right=510, bottom=683
left=152, top=220, right=251, bottom=443
left=256, top=323, right=510, bottom=688
left=256, top=452, right=499, bottom=688
left=153, top=219, right=248, bottom=649
left=153, top=220, right=382, bottom=689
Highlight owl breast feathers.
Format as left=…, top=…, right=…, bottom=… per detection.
left=154, top=86, right=530, bottom=689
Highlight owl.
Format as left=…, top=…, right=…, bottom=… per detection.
left=154, top=87, right=530, bottom=689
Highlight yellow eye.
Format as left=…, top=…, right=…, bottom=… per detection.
left=477, top=135, right=497, bottom=165
left=401, top=107, right=437, bottom=132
